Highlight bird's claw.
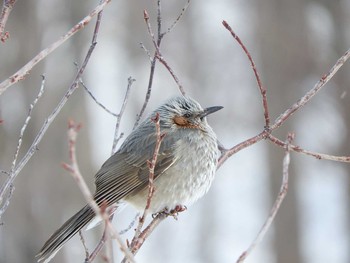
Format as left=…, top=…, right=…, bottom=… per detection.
left=152, top=205, right=187, bottom=220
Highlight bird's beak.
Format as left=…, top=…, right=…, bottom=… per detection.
left=199, top=106, right=223, bottom=118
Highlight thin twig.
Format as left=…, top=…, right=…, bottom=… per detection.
left=119, top=213, right=140, bottom=235
left=11, top=75, right=45, bottom=172
left=222, top=20, right=270, bottom=128
left=163, top=0, right=191, bottom=36
left=155, top=53, right=186, bottom=95
left=79, top=230, right=90, bottom=261
left=236, top=133, right=293, bottom=263
left=81, top=80, right=118, bottom=118
left=143, top=9, right=186, bottom=96
left=0, top=76, right=45, bottom=217
left=137, top=113, right=163, bottom=234
left=0, top=0, right=111, bottom=95
left=268, top=134, right=350, bottom=162
left=139, top=42, right=153, bottom=62
left=0, top=2, right=106, bottom=218
left=122, top=113, right=165, bottom=262
left=133, top=9, right=160, bottom=129
left=112, top=77, right=135, bottom=154
left=0, top=0, right=17, bottom=42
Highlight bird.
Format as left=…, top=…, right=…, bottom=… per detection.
left=37, top=96, right=223, bottom=263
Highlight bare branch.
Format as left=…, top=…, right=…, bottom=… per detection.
left=222, top=20, right=270, bottom=128
left=78, top=230, right=90, bottom=261
left=271, top=48, right=350, bottom=131
left=217, top=131, right=268, bottom=170
left=0, top=3, right=105, bottom=218
left=156, top=53, right=186, bottom=95
left=146, top=9, right=186, bottom=96
left=236, top=133, right=293, bottom=263
left=0, top=0, right=17, bottom=42
left=268, top=134, right=350, bottom=162
left=0, top=0, right=111, bottom=95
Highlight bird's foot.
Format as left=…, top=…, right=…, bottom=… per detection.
left=169, top=205, right=187, bottom=220
left=152, top=205, right=187, bottom=220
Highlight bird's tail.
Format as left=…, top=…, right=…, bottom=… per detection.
left=37, top=205, right=95, bottom=263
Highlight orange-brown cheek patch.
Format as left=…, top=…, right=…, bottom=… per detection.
left=173, top=116, right=189, bottom=126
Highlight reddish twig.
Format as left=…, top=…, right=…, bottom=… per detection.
left=222, top=20, right=270, bottom=128
left=268, top=134, right=350, bottom=162
left=236, top=133, right=293, bottom=263
left=122, top=113, right=165, bottom=262
left=0, top=0, right=17, bottom=42
left=217, top=131, right=268, bottom=169
left=0, top=0, right=111, bottom=95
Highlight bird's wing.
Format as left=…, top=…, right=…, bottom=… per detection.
left=93, top=129, right=177, bottom=205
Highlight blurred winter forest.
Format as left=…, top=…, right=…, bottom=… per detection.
left=1, top=0, right=350, bottom=262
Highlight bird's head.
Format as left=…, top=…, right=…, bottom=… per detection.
left=156, top=96, right=223, bottom=132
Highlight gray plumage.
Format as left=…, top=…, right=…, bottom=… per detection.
left=37, top=96, right=222, bottom=263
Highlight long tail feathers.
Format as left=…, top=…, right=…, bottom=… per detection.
left=36, top=205, right=95, bottom=263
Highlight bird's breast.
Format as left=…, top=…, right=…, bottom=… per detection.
left=126, top=130, right=218, bottom=213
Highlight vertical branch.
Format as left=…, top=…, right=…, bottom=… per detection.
left=236, top=133, right=293, bottom=263
left=121, top=113, right=165, bottom=263
left=0, top=76, right=45, bottom=218
left=112, top=77, right=135, bottom=154
left=10, top=76, right=45, bottom=172
left=134, top=0, right=190, bottom=128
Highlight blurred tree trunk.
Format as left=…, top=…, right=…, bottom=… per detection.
left=327, top=2, right=350, bottom=262
left=255, top=0, right=312, bottom=262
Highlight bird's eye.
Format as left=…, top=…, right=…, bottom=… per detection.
left=183, top=112, right=191, bottom=118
